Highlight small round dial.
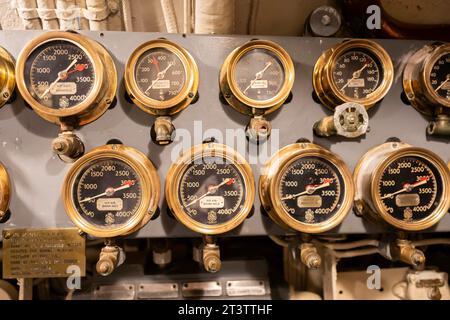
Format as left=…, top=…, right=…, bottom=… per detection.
left=178, top=156, right=246, bottom=225
left=375, top=156, right=443, bottom=223
left=24, top=40, right=95, bottom=109
left=234, top=48, right=285, bottom=101
left=134, top=48, right=186, bottom=101
left=332, top=50, right=382, bottom=100
left=278, top=157, right=344, bottom=224
left=429, top=53, right=450, bottom=100
left=73, top=158, right=142, bottom=228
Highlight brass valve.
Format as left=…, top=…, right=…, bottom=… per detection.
left=52, top=131, right=84, bottom=163
left=246, top=116, right=272, bottom=143
left=313, top=102, right=369, bottom=138
left=151, top=116, right=175, bottom=145
left=393, top=239, right=425, bottom=268
left=96, top=244, right=126, bottom=276
left=299, top=243, right=321, bottom=269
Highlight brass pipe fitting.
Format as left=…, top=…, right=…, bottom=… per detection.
left=393, top=239, right=425, bottom=268
left=246, top=116, right=272, bottom=143
left=299, top=243, right=322, bottom=269
left=427, top=114, right=450, bottom=136
left=96, top=244, right=125, bottom=276
left=152, top=116, right=175, bottom=145
left=52, top=130, right=85, bottom=163
left=202, top=235, right=221, bottom=273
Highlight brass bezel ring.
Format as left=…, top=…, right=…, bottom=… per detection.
left=165, top=142, right=255, bottom=235
left=220, top=40, right=295, bottom=115
left=314, top=39, right=394, bottom=110
left=16, top=31, right=115, bottom=125
left=124, top=39, right=199, bottom=115
left=422, top=43, right=450, bottom=109
left=259, top=143, right=354, bottom=233
left=0, top=162, right=11, bottom=215
left=62, top=144, right=160, bottom=238
left=0, top=46, right=16, bottom=109
left=370, top=147, right=450, bottom=231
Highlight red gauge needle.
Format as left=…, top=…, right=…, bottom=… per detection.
left=281, top=178, right=333, bottom=200
left=61, top=63, right=87, bottom=80
left=186, top=178, right=235, bottom=207
left=79, top=180, right=135, bottom=203
left=380, top=176, right=430, bottom=200
left=151, top=57, right=160, bottom=73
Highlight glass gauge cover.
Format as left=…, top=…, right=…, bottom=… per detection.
left=429, top=52, right=450, bottom=101
left=134, top=48, right=186, bottom=101
left=234, top=48, right=285, bottom=101
left=332, top=49, right=382, bottom=100
left=24, top=40, right=95, bottom=109
left=278, top=156, right=345, bottom=224
left=260, top=143, right=354, bottom=233
left=16, top=31, right=117, bottom=125
left=166, top=143, right=255, bottom=235
left=313, top=39, right=393, bottom=109
left=371, top=150, right=450, bottom=230
left=63, top=145, right=160, bottom=238
left=220, top=40, right=295, bottom=115
left=124, top=39, right=199, bottom=115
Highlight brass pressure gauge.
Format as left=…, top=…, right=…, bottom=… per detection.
left=354, top=141, right=450, bottom=231
left=16, top=31, right=117, bottom=162
left=259, top=142, right=354, bottom=233
left=0, top=46, right=15, bottom=108
left=62, top=144, right=160, bottom=238
left=403, top=43, right=450, bottom=136
left=166, top=142, right=255, bottom=235
left=313, top=39, right=393, bottom=109
left=0, top=162, right=11, bottom=222
left=124, top=39, right=199, bottom=145
left=219, top=40, right=295, bottom=141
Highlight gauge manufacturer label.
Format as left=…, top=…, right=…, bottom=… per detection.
left=2, top=228, right=85, bottom=279
left=348, top=78, right=365, bottom=88
left=96, top=198, right=123, bottom=211
left=251, top=79, right=268, bottom=89
left=50, top=82, right=77, bottom=95
left=395, top=194, right=420, bottom=207
left=151, top=79, right=171, bottom=90
left=297, top=195, right=322, bottom=208
left=199, top=196, right=225, bottom=209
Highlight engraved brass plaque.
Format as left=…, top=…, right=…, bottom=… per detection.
left=2, top=228, right=85, bottom=279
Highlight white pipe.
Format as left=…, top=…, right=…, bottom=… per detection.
left=160, top=0, right=178, bottom=33
left=183, top=0, right=191, bottom=33
left=16, top=0, right=42, bottom=29
left=194, top=0, right=234, bottom=34
left=412, top=238, right=450, bottom=247
left=37, top=0, right=58, bottom=29
left=86, top=0, right=108, bottom=31
left=314, top=239, right=380, bottom=250
left=121, top=0, right=132, bottom=32
left=76, top=0, right=89, bottom=30
left=332, top=248, right=379, bottom=259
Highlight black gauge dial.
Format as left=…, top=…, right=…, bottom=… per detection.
left=73, top=158, right=142, bottom=228
left=24, top=40, right=95, bottom=109
left=278, top=156, right=344, bottom=224
left=178, top=156, right=246, bottom=225
left=430, top=53, right=450, bottom=100
left=234, top=48, right=285, bottom=101
left=375, top=156, right=443, bottom=222
left=134, top=48, right=186, bottom=101
left=332, top=50, right=382, bottom=100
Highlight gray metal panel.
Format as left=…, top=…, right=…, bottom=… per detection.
left=0, top=31, right=448, bottom=239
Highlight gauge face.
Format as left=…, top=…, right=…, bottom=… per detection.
left=430, top=53, right=450, bottom=100
left=24, top=40, right=95, bottom=109
left=375, top=156, right=444, bottom=223
left=134, top=47, right=186, bottom=101
left=332, top=49, right=382, bottom=100
left=233, top=48, right=285, bottom=101
left=178, top=156, right=246, bottom=226
left=72, top=158, right=142, bottom=229
left=278, top=156, right=344, bottom=224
